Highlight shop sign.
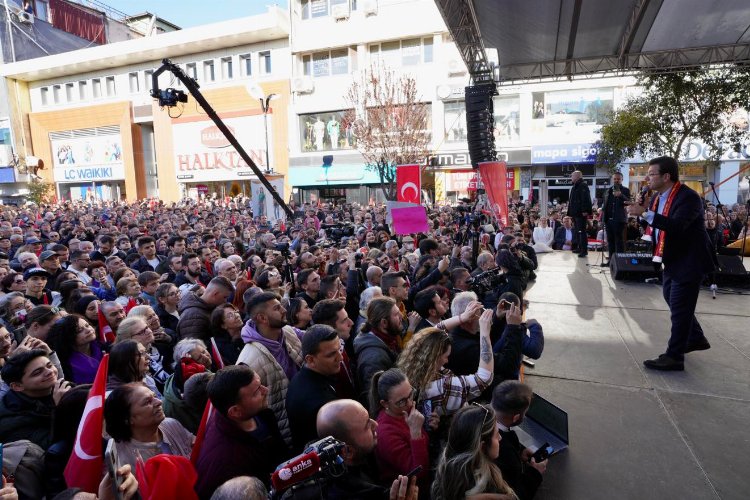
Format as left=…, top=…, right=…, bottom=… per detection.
left=51, top=133, right=125, bottom=182
left=173, top=115, right=269, bottom=183
left=196, top=184, right=209, bottom=195
left=54, top=165, right=126, bottom=183
left=429, top=151, right=509, bottom=168
left=531, top=143, right=599, bottom=164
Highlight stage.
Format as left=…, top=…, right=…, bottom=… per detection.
left=524, top=251, right=750, bottom=500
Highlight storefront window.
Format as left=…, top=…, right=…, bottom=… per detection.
left=444, top=101, right=467, bottom=143
left=493, top=95, right=520, bottom=143
left=299, top=110, right=356, bottom=152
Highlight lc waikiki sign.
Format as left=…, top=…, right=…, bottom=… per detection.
left=172, top=115, right=270, bottom=183
left=51, top=133, right=125, bottom=183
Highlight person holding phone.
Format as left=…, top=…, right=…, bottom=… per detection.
left=491, top=381, right=547, bottom=500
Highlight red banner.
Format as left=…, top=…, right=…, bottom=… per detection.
left=478, top=161, right=509, bottom=227
left=396, top=164, right=421, bottom=204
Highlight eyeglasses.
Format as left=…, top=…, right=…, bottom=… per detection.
left=392, top=388, right=417, bottom=409
left=137, top=350, right=150, bottom=358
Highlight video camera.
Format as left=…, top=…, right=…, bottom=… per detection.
left=466, top=266, right=507, bottom=295
left=270, top=436, right=345, bottom=497
left=321, top=222, right=354, bottom=242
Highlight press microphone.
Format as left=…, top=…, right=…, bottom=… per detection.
left=271, top=451, right=321, bottom=492
left=638, top=186, right=649, bottom=206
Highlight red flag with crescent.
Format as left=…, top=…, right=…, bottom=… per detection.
left=64, top=354, right=109, bottom=493
left=396, top=165, right=421, bottom=204
left=97, top=308, right=114, bottom=343
left=478, top=161, right=509, bottom=228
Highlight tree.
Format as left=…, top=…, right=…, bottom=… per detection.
left=595, top=67, right=750, bottom=171
left=26, top=179, right=53, bottom=205
left=344, top=66, right=430, bottom=200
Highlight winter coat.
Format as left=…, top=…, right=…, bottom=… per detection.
left=176, top=292, right=214, bottom=341
left=236, top=325, right=303, bottom=446
left=353, top=332, right=398, bottom=404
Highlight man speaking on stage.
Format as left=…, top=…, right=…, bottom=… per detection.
left=628, top=156, right=716, bottom=371
left=602, top=171, right=630, bottom=261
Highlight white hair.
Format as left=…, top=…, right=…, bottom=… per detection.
left=172, top=338, right=207, bottom=369
left=360, top=286, right=382, bottom=311
left=451, top=291, right=478, bottom=318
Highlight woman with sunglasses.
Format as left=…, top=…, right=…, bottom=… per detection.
left=48, top=314, right=104, bottom=384
left=21, top=305, right=64, bottom=343
left=369, top=368, right=431, bottom=494
left=116, top=315, right=169, bottom=392
left=0, top=291, right=34, bottom=336
left=1, top=271, right=26, bottom=294
left=432, top=403, right=517, bottom=499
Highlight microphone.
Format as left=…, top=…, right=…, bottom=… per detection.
left=709, top=181, right=715, bottom=186
left=638, top=186, right=649, bottom=206
left=271, top=451, right=321, bottom=492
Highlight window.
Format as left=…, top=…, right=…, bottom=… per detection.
left=312, top=52, right=330, bottom=78
left=40, top=87, right=49, bottom=106
left=52, top=85, right=61, bottom=104
left=186, top=63, right=197, bottom=80
left=35, top=0, right=49, bottom=21
left=78, top=81, right=87, bottom=100
left=299, top=110, right=356, bottom=152
left=260, top=51, right=272, bottom=75
left=331, top=49, right=349, bottom=75
left=369, top=39, right=435, bottom=67
left=129, top=72, right=140, bottom=93
left=240, top=54, right=252, bottom=76
left=144, top=70, right=154, bottom=91
left=92, top=78, right=102, bottom=98
left=221, top=57, right=233, bottom=80
left=304, top=48, right=351, bottom=77
left=105, top=76, right=116, bottom=96
left=302, top=0, right=329, bottom=19
left=203, top=60, right=215, bottom=82
left=65, top=83, right=75, bottom=102
left=443, top=101, right=467, bottom=143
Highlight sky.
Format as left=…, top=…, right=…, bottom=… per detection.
left=104, top=0, right=288, bottom=28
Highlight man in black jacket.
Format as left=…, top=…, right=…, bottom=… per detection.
left=602, top=171, right=631, bottom=260
left=286, top=324, right=342, bottom=452
left=131, top=236, right=166, bottom=273
left=567, top=170, right=593, bottom=257
left=491, top=381, right=547, bottom=500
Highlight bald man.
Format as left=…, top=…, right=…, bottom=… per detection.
left=315, top=399, right=417, bottom=500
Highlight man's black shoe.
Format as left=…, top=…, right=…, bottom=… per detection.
left=578, top=253, right=588, bottom=258
left=643, top=354, right=684, bottom=371
left=685, top=339, right=711, bottom=353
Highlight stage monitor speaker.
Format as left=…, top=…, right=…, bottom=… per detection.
left=713, top=255, right=748, bottom=285
left=611, top=252, right=659, bottom=281
left=465, top=84, right=497, bottom=167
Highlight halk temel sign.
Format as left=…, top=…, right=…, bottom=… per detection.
left=172, top=115, right=270, bottom=182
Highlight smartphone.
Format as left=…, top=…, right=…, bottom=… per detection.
left=531, top=442, right=553, bottom=463
left=105, top=439, right=124, bottom=500
left=406, top=465, right=423, bottom=478
left=499, top=299, right=512, bottom=310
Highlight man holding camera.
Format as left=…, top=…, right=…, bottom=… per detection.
left=602, top=172, right=631, bottom=261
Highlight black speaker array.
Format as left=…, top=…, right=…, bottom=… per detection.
left=465, top=85, right=497, bottom=168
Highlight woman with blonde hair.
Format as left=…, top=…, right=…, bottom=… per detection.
left=397, top=303, right=494, bottom=418
left=432, top=403, right=517, bottom=499
left=531, top=217, right=554, bottom=253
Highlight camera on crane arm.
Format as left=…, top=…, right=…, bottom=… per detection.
left=151, top=88, right=188, bottom=107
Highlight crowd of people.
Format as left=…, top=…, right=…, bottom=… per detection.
left=0, top=172, right=745, bottom=499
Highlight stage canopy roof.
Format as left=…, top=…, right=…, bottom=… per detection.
left=435, top=0, right=750, bottom=85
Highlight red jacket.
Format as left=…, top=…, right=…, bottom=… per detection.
left=374, top=410, right=429, bottom=486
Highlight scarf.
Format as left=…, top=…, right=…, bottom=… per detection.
left=649, top=181, right=681, bottom=263
left=241, top=320, right=299, bottom=380
left=371, top=327, right=400, bottom=354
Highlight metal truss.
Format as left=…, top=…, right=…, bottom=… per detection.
left=495, top=43, right=750, bottom=85
left=434, top=0, right=495, bottom=87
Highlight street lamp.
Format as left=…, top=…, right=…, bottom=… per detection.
left=247, top=83, right=279, bottom=174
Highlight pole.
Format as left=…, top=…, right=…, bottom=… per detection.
left=262, top=100, right=271, bottom=174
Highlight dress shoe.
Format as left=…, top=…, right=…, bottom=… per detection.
left=578, top=253, right=588, bottom=258
left=685, top=339, right=711, bottom=353
left=643, top=354, right=684, bottom=371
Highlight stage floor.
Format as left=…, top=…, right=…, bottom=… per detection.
left=523, top=251, right=750, bottom=500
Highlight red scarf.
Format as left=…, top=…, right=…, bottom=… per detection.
left=649, top=181, right=681, bottom=263
left=372, top=328, right=400, bottom=353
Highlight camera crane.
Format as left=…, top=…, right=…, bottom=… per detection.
left=149, top=58, right=293, bottom=219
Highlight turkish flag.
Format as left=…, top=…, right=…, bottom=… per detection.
left=478, top=161, right=509, bottom=228
left=209, top=337, right=225, bottom=369
left=396, top=165, right=421, bottom=204
left=97, top=308, right=114, bottom=344
left=64, top=354, right=109, bottom=493
left=190, top=400, right=214, bottom=466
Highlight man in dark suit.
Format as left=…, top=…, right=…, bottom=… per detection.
left=628, top=156, right=716, bottom=371
left=601, top=171, right=631, bottom=261
left=553, top=216, right=575, bottom=251
left=567, top=171, right=593, bottom=257
left=491, top=380, right=546, bottom=500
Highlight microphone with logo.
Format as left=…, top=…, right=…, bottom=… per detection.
left=270, top=436, right=345, bottom=495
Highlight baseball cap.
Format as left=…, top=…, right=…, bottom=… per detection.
left=23, top=267, right=51, bottom=280
left=39, top=250, right=58, bottom=261
left=26, top=237, right=42, bottom=245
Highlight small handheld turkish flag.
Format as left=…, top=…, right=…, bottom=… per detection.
left=396, top=165, right=421, bottom=204
left=64, top=354, right=109, bottom=493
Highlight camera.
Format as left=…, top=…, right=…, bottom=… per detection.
left=322, top=222, right=354, bottom=242
left=466, top=266, right=507, bottom=295
left=275, top=242, right=290, bottom=257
